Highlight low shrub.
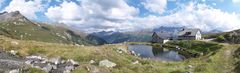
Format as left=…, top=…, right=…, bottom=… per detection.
left=214, top=35, right=226, bottom=42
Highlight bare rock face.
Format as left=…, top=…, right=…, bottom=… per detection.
left=0, top=49, right=27, bottom=73
left=0, top=11, right=29, bottom=22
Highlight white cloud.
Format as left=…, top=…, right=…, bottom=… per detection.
left=45, top=1, right=83, bottom=22
left=232, top=0, right=240, bottom=3
left=45, top=0, right=240, bottom=33
left=45, top=0, right=139, bottom=32
left=132, top=2, right=240, bottom=32
left=3, top=0, right=236, bottom=33
left=2, top=0, right=44, bottom=19
left=142, top=0, right=167, bottom=14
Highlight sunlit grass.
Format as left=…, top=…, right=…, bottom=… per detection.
left=0, top=35, right=239, bottom=73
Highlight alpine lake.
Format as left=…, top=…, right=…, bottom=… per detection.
left=128, top=45, right=186, bottom=61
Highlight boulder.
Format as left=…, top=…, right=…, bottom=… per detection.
left=24, top=55, right=80, bottom=73
left=26, top=55, right=45, bottom=61
left=26, top=55, right=47, bottom=64
left=8, top=69, right=19, bottom=73
left=33, top=63, right=48, bottom=68
left=52, top=65, right=57, bottom=69
left=25, top=60, right=33, bottom=65
left=65, top=66, right=74, bottom=71
left=63, top=70, right=71, bottom=73
left=116, top=48, right=127, bottom=54
left=48, top=57, right=62, bottom=65
left=188, top=65, right=193, bottom=68
left=99, top=59, right=116, bottom=68
left=85, top=66, right=99, bottom=73
left=42, top=63, right=53, bottom=73
left=132, top=60, right=139, bottom=65
left=9, top=50, right=18, bottom=55
left=68, top=59, right=79, bottom=67
left=90, top=60, right=95, bottom=64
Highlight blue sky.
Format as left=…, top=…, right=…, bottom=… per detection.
left=0, top=0, right=240, bottom=32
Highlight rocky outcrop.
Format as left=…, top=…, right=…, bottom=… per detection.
left=25, top=55, right=80, bottom=73
left=0, top=49, right=80, bottom=73
left=0, top=50, right=28, bottom=73
left=0, top=11, right=28, bottom=22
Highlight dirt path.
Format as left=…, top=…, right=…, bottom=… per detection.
left=218, top=44, right=239, bottom=73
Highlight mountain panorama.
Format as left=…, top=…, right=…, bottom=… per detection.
left=1, top=0, right=240, bottom=73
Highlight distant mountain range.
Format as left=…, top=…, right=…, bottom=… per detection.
left=0, top=11, right=106, bottom=45
left=153, top=26, right=185, bottom=33
left=90, top=26, right=224, bottom=44
left=89, top=26, right=185, bottom=44
left=89, top=31, right=152, bottom=44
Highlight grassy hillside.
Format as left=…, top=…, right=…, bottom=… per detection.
left=0, top=11, right=106, bottom=45
left=164, top=40, right=222, bottom=58
left=0, top=35, right=239, bottom=73
left=90, top=31, right=152, bottom=44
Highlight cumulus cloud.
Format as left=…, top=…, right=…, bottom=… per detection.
left=45, top=0, right=139, bottom=32
left=142, top=0, right=167, bottom=14
left=133, top=2, right=240, bottom=32
left=0, top=0, right=230, bottom=33
left=2, top=0, right=45, bottom=19
left=44, top=0, right=240, bottom=33
left=45, top=1, right=83, bottom=22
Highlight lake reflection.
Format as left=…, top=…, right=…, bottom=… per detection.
left=128, top=45, right=185, bottom=61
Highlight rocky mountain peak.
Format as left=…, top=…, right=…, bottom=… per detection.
left=0, top=11, right=7, bottom=15
left=0, top=11, right=27, bottom=21
left=8, top=11, right=21, bottom=16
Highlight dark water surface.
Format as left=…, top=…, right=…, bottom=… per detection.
left=128, top=45, right=185, bottom=61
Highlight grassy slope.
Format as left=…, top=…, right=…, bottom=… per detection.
left=0, top=21, right=63, bottom=42
left=0, top=35, right=239, bottom=73
left=0, top=20, right=96, bottom=45
left=203, top=29, right=240, bottom=44
left=164, top=40, right=223, bottom=58
left=233, top=47, right=240, bottom=73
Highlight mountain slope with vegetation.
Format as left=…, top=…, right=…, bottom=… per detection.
left=0, top=35, right=239, bottom=73
left=0, top=11, right=106, bottom=45
left=90, top=31, right=152, bottom=44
